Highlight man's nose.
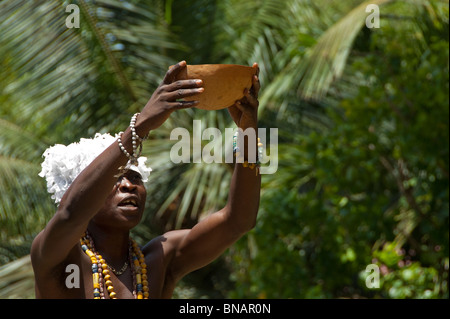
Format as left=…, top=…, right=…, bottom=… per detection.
left=119, top=177, right=137, bottom=192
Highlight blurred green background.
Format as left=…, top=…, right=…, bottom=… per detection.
left=0, top=0, right=448, bottom=299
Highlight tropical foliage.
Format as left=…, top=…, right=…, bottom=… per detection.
left=0, top=0, right=448, bottom=299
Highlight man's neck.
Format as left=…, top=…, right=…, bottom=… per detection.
left=86, top=223, right=130, bottom=270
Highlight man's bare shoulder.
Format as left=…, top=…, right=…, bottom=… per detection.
left=30, top=230, right=53, bottom=277
left=141, top=229, right=190, bottom=258
left=31, top=232, right=88, bottom=298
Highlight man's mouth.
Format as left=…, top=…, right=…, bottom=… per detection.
left=118, top=197, right=139, bottom=208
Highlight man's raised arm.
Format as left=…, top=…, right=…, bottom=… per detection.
left=163, top=64, right=262, bottom=281
left=31, top=61, right=204, bottom=274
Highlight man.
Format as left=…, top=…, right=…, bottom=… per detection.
left=31, top=61, right=261, bottom=299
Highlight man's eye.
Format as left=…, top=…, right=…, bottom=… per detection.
left=117, top=172, right=142, bottom=184
left=131, top=174, right=143, bottom=183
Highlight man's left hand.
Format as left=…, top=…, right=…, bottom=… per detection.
left=228, top=63, right=260, bottom=131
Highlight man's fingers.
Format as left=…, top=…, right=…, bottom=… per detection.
left=235, top=100, right=253, bottom=114
left=163, top=61, right=187, bottom=84
left=244, top=88, right=259, bottom=108
left=167, top=87, right=204, bottom=101
left=250, top=75, right=261, bottom=97
left=169, top=100, right=199, bottom=110
left=252, top=62, right=260, bottom=77
left=250, top=62, right=261, bottom=97
left=165, top=79, right=203, bottom=92
left=163, top=86, right=203, bottom=110
left=228, top=104, right=241, bottom=123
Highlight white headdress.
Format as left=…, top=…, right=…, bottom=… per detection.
left=39, top=133, right=152, bottom=204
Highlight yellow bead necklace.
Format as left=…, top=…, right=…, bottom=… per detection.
left=80, top=231, right=149, bottom=299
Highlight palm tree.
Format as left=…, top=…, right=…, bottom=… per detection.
left=0, top=0, right=446, bottom=298
left=0, top=0, right=180, bottom=297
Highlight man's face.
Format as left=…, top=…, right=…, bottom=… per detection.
left=92, top=169, right=147, bottom=229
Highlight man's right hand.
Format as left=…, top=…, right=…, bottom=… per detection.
left=139, top=61, right=204, bottom=131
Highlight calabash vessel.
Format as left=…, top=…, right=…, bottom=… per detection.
left=173, top=64, right=257, bottom=110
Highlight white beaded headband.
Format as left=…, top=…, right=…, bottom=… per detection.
left=39, top=132, right=152, bottom=204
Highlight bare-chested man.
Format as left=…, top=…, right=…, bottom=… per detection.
left=31, top=61, right=261, bottom=299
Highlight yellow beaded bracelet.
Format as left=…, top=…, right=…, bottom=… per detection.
left=241, top=161, right=260, bottom=176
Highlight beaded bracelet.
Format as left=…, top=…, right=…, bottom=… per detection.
left=118, top=113, right=148, bottom=166
left=233, top=131, right=264, bottom=175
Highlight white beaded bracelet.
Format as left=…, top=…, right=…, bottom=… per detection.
left=117, top=132, right=131, bottom=159
left=117, top=113, right=147, bottom=166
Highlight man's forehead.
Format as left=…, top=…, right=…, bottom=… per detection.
left=119, top=169, right=143, bottom=179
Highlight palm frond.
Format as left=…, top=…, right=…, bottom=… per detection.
left=0, top=118, right=55, bottom=242
left=262, top=0, right=393, bottom=105
left=0, top=0, right=179, bottom=140
left=0, top=155, right=55, bottom=239
left=0, top=118, right=47, bottom=161
left=78, top=0, right=137, bottom=103
left=0, top=255, right=34, bottom=299
left=0, top=0, right=181, bottom=263
left=262, top=0, right=448, bottom=106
